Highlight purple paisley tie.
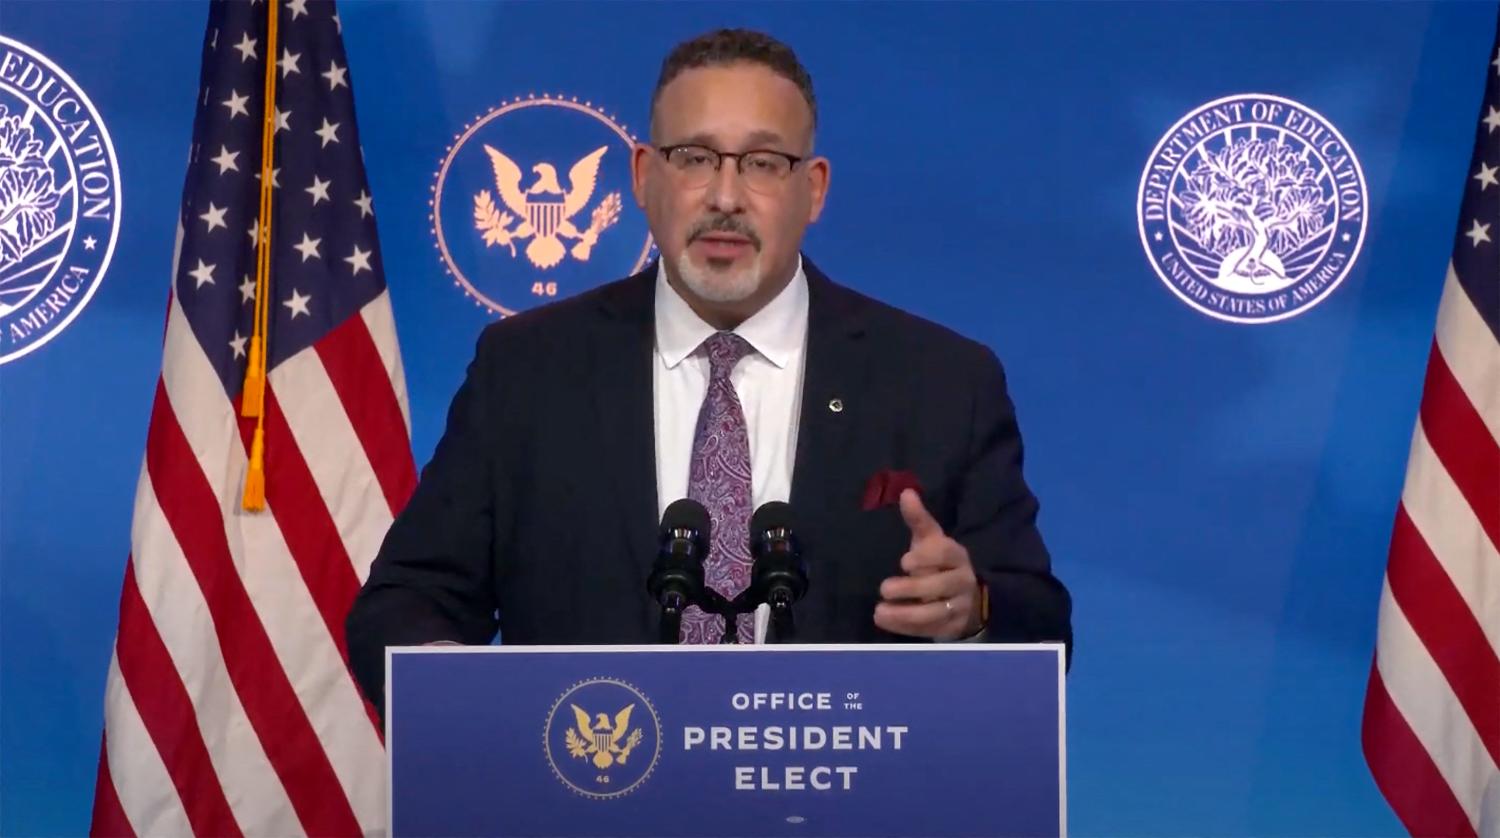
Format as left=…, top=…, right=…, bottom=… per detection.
left=680, top=332, right=756, bottom=644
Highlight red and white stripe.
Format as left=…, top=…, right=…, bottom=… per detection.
left=1363, top=264, right=1500, bottom=838
left=89, top=274, right=415, bottom=835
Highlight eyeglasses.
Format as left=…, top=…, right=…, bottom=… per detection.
left=657, top=144, right=804, bottom=194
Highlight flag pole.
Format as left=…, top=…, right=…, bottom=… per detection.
left=241, top=0, right=280, bottom=510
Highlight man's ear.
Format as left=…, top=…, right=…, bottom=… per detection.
left=630, top=143, right=653, bottom=209
left=805, top=155, right=830, bottom=223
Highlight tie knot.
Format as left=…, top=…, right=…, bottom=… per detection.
left=700, top=331, right=754, bottom=380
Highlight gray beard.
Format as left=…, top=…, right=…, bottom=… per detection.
left=674, top=250, right=763, bottom=304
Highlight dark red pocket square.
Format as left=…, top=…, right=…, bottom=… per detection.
left=861, top=469, right=922, bottom=511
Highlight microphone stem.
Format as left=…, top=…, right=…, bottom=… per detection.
left=659, top=595, right=683, bottom=645
left=721, top=610, right=738, bottom=644
left=771, top=601, right=795, bottom=643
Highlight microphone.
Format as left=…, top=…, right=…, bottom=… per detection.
left=646, top=499, right=711, bottom=644
left=749, top=501, right=807, bottom=642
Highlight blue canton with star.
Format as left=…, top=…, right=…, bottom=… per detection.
left=176, top=0, right=386, bottom=397
left=1453, top=41, right=1500, bottom=340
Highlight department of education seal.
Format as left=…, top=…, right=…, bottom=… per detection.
left=431, top=94, right=654, bottom=317
left=1137, top=94, right=1366, bottom=324
left=544, top=677, right=661, bottom=800
left=0, top=36, right=122, bottom=363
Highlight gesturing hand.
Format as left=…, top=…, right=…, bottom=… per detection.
left=873, top=489, right=982, bottom=640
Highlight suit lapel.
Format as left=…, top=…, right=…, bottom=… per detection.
left=588, top=267, right=661, bottom=595
left=791, top=259, right=875, bottom=520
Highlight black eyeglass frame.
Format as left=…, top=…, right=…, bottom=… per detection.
left=654, top=144, right=807, bottom=181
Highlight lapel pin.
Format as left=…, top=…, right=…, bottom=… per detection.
left=828, top=398, right=844, bottom=413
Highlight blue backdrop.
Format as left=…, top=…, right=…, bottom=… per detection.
left=2, top=1, right=1496, bottom=834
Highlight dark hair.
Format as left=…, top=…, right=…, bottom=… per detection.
left=650, top=28, right=817, bottom=141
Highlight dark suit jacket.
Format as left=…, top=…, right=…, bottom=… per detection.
left=347, top=258, right=1071, bottom=706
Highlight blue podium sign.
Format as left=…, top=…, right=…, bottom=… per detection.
left=388, top=644, right=1065, bottom=837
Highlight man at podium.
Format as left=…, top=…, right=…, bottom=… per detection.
left=347, top=28, right=1071, bottom=706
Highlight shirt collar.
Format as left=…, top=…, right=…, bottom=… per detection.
left=654, top=256, right=808, bottom=370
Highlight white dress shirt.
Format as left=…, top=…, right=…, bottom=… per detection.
left=653, top=259, right=810, bottom=519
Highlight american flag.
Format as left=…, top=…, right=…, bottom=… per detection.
left=88, top=0, right=414, bottom=834
left=1362, top=19, right=1500, bottom=838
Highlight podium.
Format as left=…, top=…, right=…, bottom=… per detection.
left=387, top=644, right=1066, bottom=837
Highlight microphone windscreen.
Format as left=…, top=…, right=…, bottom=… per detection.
left=750, top=501, right=794, bottom=536
left=661, top=498, right=711, bottom=542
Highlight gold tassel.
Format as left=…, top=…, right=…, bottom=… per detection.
left=241, top=337, right=265, bottom=418
left=242, top=424, right=267, bottom=511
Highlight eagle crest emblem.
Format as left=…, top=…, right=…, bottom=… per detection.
left=473, top=144, right=622, bottom=269
left=564, top=702, right=645, bottom=771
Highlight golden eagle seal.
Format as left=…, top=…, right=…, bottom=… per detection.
left=544, top=677, right=660, bottom=798
left=432, top=93, right=655, bottom=317
left=474, top=144, right=622, bottom=269
left=564, top=702, right=645, bottom=771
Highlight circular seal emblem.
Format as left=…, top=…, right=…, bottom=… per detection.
left=431, top=94, right=654, bottom=317
left=544, top=677, right=661, bottom=800
left=0, top=36, right=121, bottom=363
left=1137, top=94, right=1366, bottom=324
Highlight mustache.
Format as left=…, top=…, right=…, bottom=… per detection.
left=687, top=216, right=762, bottom=250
